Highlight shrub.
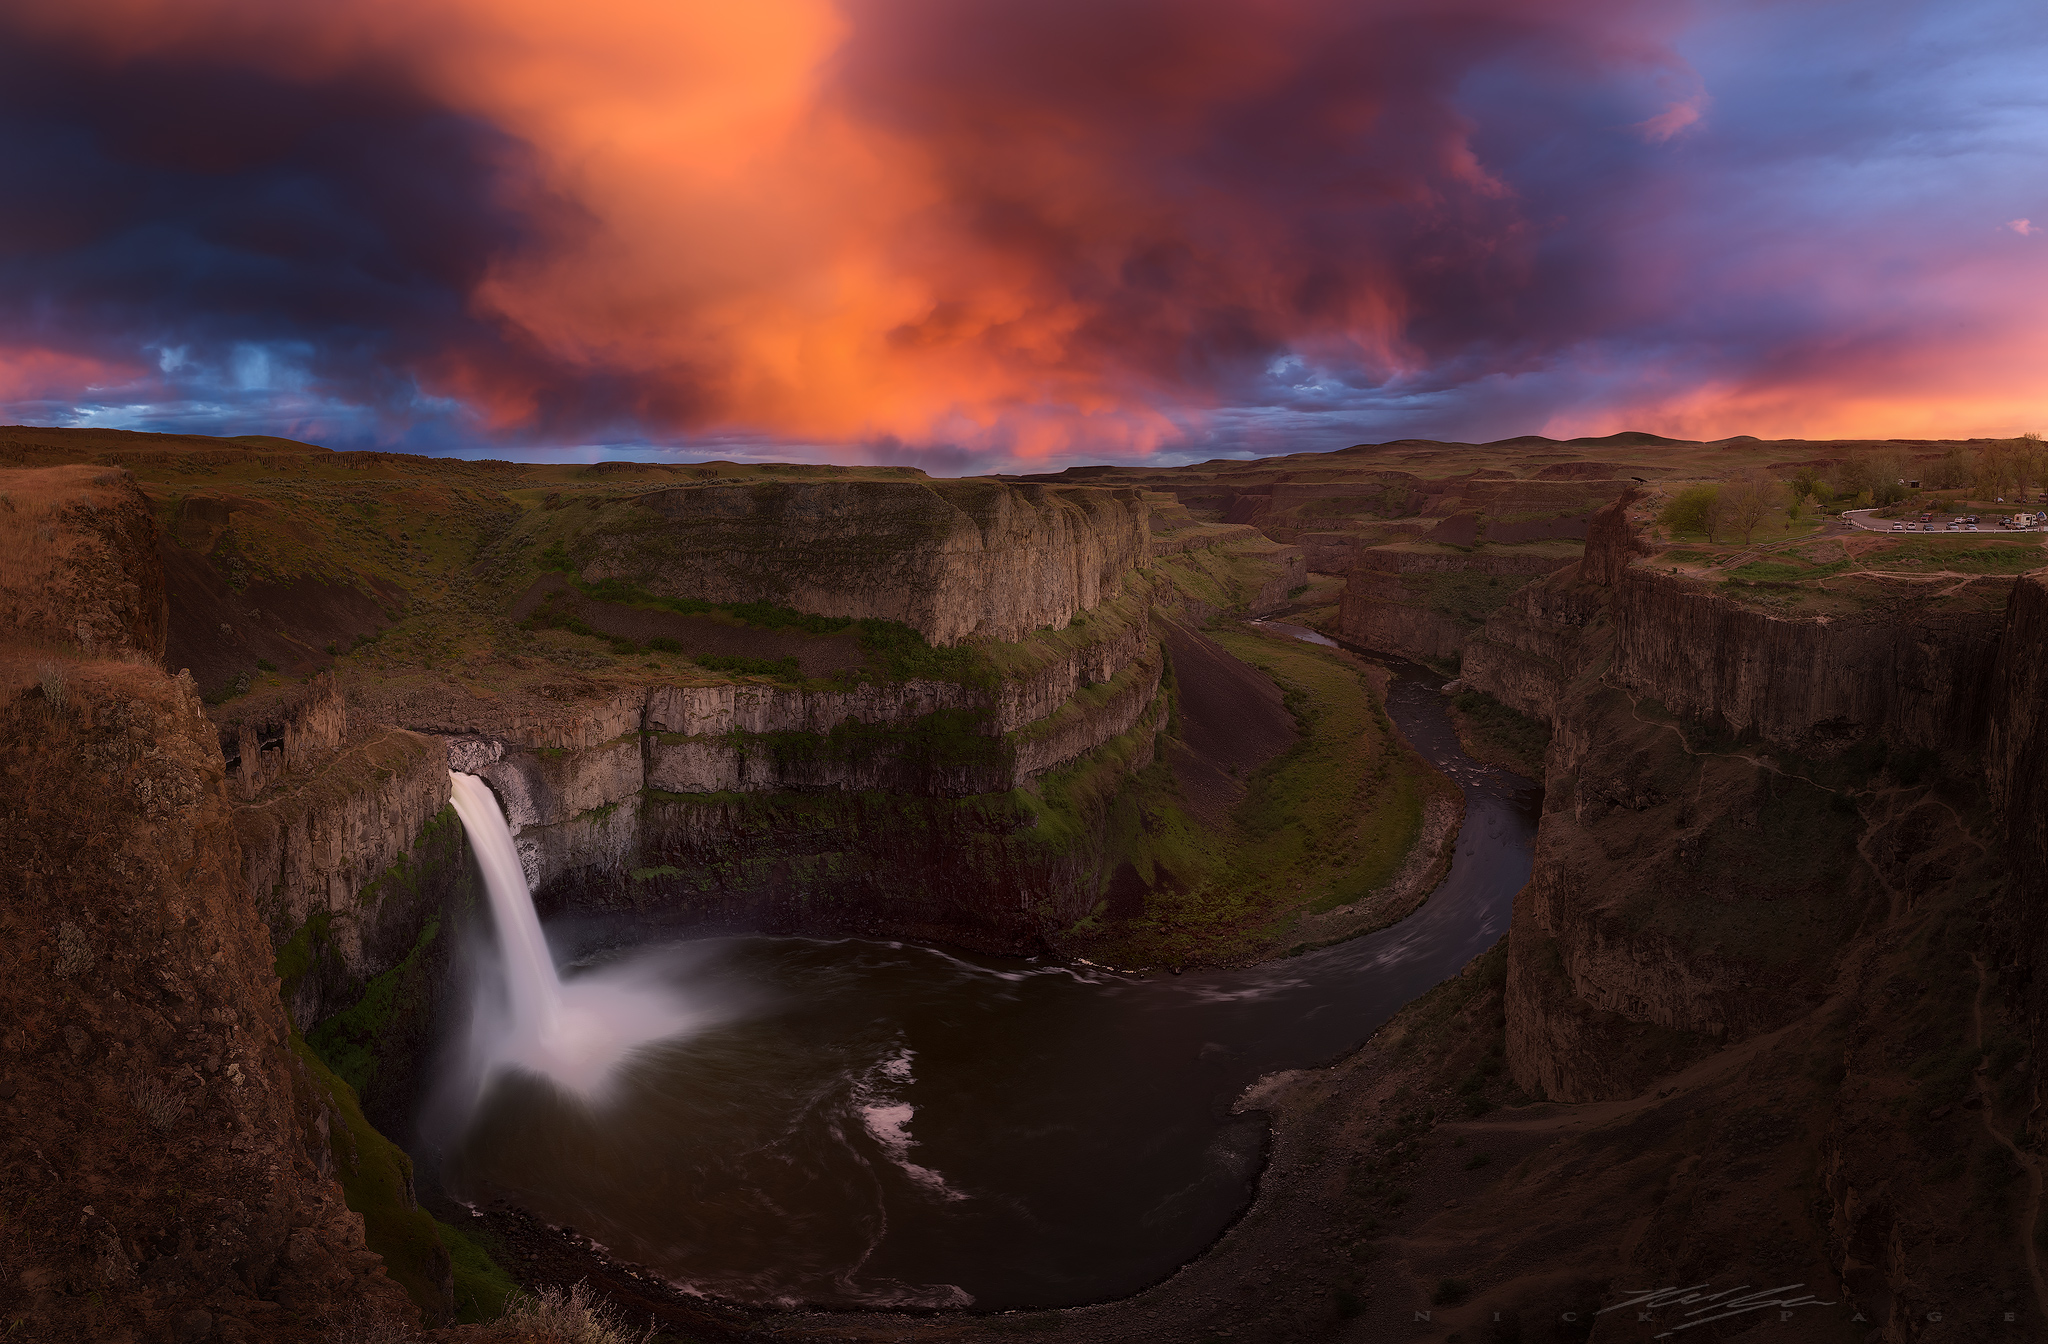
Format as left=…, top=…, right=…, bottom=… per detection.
left=644, top=636, right=683, bottom=653
left=129, top=1076, right=189, bottom=1131
left=36, top=660, right=65, bottom=710
left=1433, top=1278, right=1471, bottom=1306
left=497, top=1281, right=655, bottom=1344
left=325, top=1300, right=421, bottom=1344
left=202, top=670, right=252, bottom=705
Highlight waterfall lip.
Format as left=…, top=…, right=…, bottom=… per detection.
left=443, top=734, right=505, bottom=776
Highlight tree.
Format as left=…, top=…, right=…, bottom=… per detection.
left=1659, top=484, right=1722, bottom=539
left=1834, top=453, right=1899, bottom=504
left=1978, top=440, right=2014, bottom=499
left=1725, top=472, right=1777, bottom=543
left=2013, top=433, right=2042, bottom=504
left=1929, top=448, right=1972, bottom=490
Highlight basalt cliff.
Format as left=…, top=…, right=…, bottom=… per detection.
left=0, top=468, right=435, bottom=1343
left=1325, top=486, right=2048, bottom=1338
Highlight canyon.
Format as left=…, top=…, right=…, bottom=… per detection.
left=3, top=424, right=2045, bottom=1342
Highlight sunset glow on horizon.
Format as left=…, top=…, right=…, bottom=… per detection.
left=1, top=0, right=2043, bottom=469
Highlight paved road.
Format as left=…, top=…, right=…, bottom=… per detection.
left=1836, top=507, right=2045, bottom=535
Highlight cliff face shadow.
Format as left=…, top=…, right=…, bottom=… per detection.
left=1159, top=621, right=1295, bottom=828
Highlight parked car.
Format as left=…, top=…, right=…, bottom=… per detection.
left=1892, top=523, right=1905, bottom=531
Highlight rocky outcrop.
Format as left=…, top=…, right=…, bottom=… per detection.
left=1336, top=590, right=1468, bottom=664
left=1148, top=521, right=1263, bottom=556
left=1337, top=544, right=1576, bottom=667
left=573, top=480, right=1148, bottom=646
left=1460, top=568, right=1608, bottom=723
left=0, top=464, right=167, bottom=660
left=234, top=726, right=453, bottom=1030
left=562, top=692, right=1172, bottom=954
left=1352, top=547, right=1578, bottom=580
left=1470, top=491, right=2008, bottom=755
left=1500, top=674, right=1879, bottom=1102
left=1466, top=493, right=2025, bottom=1106
left=0, top=656, right=419, bottom=1341
left=474, top=653, right=1166, bottom=899
left=1988, top=572, right=2048, bottom=1118
left=1248, top=546, right=1309, bottom=614
left=643, top=679, right=978, bottom=737
left=1292, top=530, right=1365, bottom=574
left=221, top=672, right=351, bottom=799
left=1609, top=566, right=2005, bottom=754
left=1009, top=650, right=1163, bottom=779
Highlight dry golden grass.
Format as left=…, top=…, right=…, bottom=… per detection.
left=0, top=463, right=128, bottom=597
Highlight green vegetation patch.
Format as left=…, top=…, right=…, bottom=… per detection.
left=306, top=918, right=440, bottom=1098
left=1149, top=545, right=1284, bottom=617
left=290, top=1035, right=452, bottom=1317
left=563, top=576, right=992, bottom=684
left=1859, top=539, right=2046, bottom=573
left=696, top=653, right=800, bottom=679
left=1401, top=571, right=1533, bottom=627
left=435, top=1217, right=520, bottom=1324
left=272, top=909, right=335, bottom=1002
left=1448, top=688, right=1551, bottom=778
left=1726, top=557, right=1853, bottom=583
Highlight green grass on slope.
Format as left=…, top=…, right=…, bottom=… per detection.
left=290, top=1035, right=456, bottom=1317
left=434, top=1217, right=521, bottom=1324
left=561, top=575, right=991, bottom=684
left=1063, top=627, right=1438, bottom=966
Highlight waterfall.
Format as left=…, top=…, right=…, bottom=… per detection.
left=447, top=770, right=700, bottom=1101
left=448, top=772, right=563, bottom=1038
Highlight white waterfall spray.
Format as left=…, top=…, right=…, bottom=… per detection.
left=448, top=771, right=701, bottom=1101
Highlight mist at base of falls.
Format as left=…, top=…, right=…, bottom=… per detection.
left=446, top=772, right=711, bottom=1106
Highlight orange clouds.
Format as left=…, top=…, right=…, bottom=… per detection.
left=15, top=0, right=2031, bottom=461
left=9, top=0, right=1582, bottom=457
left=0, top=346, right=142, bottom=403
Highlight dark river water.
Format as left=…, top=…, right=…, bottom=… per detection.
left=443, top=639, right=1540, bottom=1310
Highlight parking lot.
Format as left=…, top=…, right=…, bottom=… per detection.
left=1838, top=508, right=2044, bottom=534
